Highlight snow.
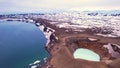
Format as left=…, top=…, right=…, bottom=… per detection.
left=39, top=11, right=120, bottom=37
left=57, top=23, right=69, bottom=28
left=43, top=57, right=47, bottom=60
left=31, top=65, right=37, bottom=68
left=33, top=60, right=41, bottom=64
left=36, top=23, right=40, bottom=26
left=95, top=33, right=118, bottom=38
left=29, top=60, right=41, bottom=68
left=39, top=25, right=44, bottom=32
left=103, top=43, right=120, bottom=58
left=55, top=36, right=58, bottom=40
left=50, top=22, right=59, bottom=24
left=38, top=23, right=56, bottom=46
left=29, top=63, right=32, bottom=66
left=27, top=19, right=34, bottom=23
left=45, top=31, right=52, bottom=39
left=43, top=57, right=47, bottom=62
left=88, top=38, right=98, bottom=41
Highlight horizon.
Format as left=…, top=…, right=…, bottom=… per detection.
left=0, top=9, right=120, bottom=15
left=0, top=0, right=120, bottom=13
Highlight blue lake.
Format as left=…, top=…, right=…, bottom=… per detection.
left=0, top=21, right=48, bottom=68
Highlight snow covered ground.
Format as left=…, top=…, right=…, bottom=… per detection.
left=40, top=11, right=120, bottom=37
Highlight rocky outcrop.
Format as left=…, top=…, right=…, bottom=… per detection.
left=35, top=20, right=58, bottom=46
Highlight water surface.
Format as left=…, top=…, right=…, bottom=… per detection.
left=0, top=21, right=48, bottom=68
left=73, top=48, right=100, bottom=61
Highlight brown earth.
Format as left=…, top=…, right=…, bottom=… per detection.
left=37, top=18, right=120, bottom=68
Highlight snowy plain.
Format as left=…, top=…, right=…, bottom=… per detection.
left=40, top=11, right=120, bottom=37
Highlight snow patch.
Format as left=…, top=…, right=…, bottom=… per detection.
left=103, top=43, right=120, bottom=58
left=31, top=65, right=37, bottom=68
left=33, top=60, right=41, bottom=64
left=95, top=33, right=118, bottom=38
left=88, top=38, right=98, bottom=41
